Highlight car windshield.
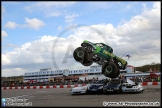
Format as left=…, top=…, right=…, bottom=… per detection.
left=96, top=80, right=104, bottom=84
left=127, top=79, right=135, bottom=85
left=109, top=79, right=120, bottom=85
left=87, top=84, right=92, bottom=87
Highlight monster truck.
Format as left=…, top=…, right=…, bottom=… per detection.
left=73, top=40, right=128, bottom=78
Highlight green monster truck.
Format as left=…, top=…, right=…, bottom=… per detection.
left=73, top=40, right=128, bottom=78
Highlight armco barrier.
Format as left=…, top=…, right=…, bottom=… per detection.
left=1, top=82, right=160, bottom=90
left=141, top=82, right=160, bottom=86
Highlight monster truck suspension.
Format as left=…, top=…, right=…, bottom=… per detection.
left=81, top=44, right=96, bottom=60
left=81, top=43, right=93, bottom=52
left=96, top=58, right=105, bottom=65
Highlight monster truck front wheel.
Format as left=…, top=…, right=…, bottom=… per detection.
left=81, top=49, right=93, bottom=66
left=110, top=69, right=120, bottom=78
left=102, top=62, right=118, bottom=78
left=73, top=47, right=84, bottom=62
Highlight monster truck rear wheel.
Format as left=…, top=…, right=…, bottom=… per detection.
left=102, top=62, right=118, bottom=78
left=73, top=47, right=84, bottom=62
left=81, top=49, right=93, bottom=66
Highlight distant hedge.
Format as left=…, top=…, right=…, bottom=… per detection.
left=135, top=63, right=161, bottom=72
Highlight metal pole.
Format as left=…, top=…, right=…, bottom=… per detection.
left=134, top=60, right=136, bottom=82
left=134, top=60, right=135, bottom=73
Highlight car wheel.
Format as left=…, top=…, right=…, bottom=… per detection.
left=102, top=62, right=118, bottom=78
left=119, top=86, right=123, bottom=94
left=141, top=90, right=144, bottom=93
left=71, top=93, right=75, bottom=95
left=86, top=88, right=88, bottom=94
left=100, top=88, right=103, bottom=94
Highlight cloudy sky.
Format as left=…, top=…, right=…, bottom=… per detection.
left=2, top=2, right=161, bottom=77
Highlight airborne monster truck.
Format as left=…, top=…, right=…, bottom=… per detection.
left=73, top=40, right=128, bottom=78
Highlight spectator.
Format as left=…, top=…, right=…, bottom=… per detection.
left=12, top=83, right=14, bottom=86
left=140, top=78, right=143, bottom=82
left=85, top=77, right=87, bottom=81
left=121, top=75, right=126, bottom=83
left=104, top=79, right=109, bottom=85
left=70, top=80, right=72, bottom=84
left=158, top=76, right=160, bottom=82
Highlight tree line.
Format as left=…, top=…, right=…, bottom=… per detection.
left=135, top=62, right=161, bottom=72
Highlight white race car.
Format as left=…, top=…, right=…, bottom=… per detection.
left=70, top=80, right=109, bottom=95
left=121, top=79, right=144, bottom=93
left=70, top=84, right=88, bottom=95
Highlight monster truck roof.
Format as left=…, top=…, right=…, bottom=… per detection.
left=83, top=40, right=113, bottom=51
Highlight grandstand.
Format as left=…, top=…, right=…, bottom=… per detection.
left=23, top=65, right=134, bottom=82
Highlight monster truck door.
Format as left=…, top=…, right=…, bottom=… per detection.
left=95, top=44, right=109, bottom=60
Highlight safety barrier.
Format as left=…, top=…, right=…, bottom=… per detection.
left=1, top=82, right=160, bottom=90
left=141, top=82, right=161, bottom=86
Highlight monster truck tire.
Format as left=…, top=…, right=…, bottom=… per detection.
left=81, top=48, right=93, bottom=66
left=110, top=69, right=120, bottom=78
left=102, top=62, right=118, bottom=78
left=73, top=47, right=85, bottom=62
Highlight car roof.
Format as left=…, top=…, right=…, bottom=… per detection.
left=88, top=84, right=103, bottom=85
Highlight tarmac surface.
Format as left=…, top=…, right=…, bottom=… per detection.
left=2, top=85, right=161, bottom=107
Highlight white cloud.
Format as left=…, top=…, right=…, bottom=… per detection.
left=153, top=2, right=160, bottom=9
left=4, top=18, right=45, bottom=30
left=142, top=3, right=147, bottom=11
left=2, top=30, right=8, bottom=37
left=2, top=6, right=5, bottom=13
left=25, top=2, right=76, bottom=17
left=2, top=54, right=11, bottom=65
left=65, top=13, right=79, bottom=23
left=22, top=17, right=45, bottom=30
left=4, top=21, right=19, bottom=29
left=2, top=30, right=8, bottom=40
left=2, top=2, right=160, bottom=76
left=2, top=68, right=28, bottom=77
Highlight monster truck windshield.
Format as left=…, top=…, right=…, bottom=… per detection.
left=95, top=43, right=113, bottom=53
left=105, top=45, right=113, bottom=53
left=95, top=43, right=104, bottom=48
